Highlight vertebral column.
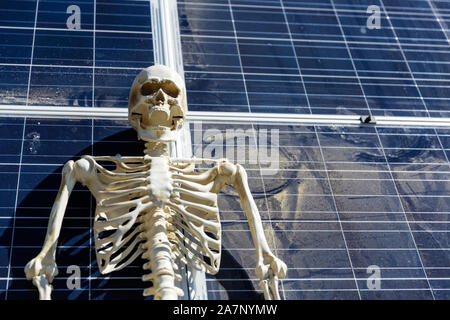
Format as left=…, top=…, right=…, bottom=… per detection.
left=141, top=207, right=182, bottom=300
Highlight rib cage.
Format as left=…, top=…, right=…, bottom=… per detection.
left=82, top=155, right=222, bottom=275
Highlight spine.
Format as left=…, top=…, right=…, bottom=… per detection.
left=140, top=207, right=182, bottom=300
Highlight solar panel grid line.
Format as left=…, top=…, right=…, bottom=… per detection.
left=300, top=1, right=449, bottom=17
left=4, top=0, right=40, bottom=299
left=179, top=20, right=444, bottom=39
left=90, top=4, right=96, bottom=300
left=7, top=220, right=448, bottom=227
left=0, top=276, right=442, bottom=280
left=180, top=32, right=450, bottom=48
left=181, top=42, right=446, bottom=59
left=7, top=176, right=450, bottom=183
left=89, top=116, right=94, bottom=300
left=5, top=247, right=446, bottom=252
left=374, top=126, right=437, bottom=299
left=2, top=217, right=444, bottom=226
left=329, top=0, right=375, bottom=119
left=175, top=3, right=443, bottom=28
left=92, top=0, right=96, bottom=109
left=221, top=265, right=450, bottom=269
left=4, top=214, right=450, bottom=221
left=219, top=228, right=450, bottom=233
left=318, top=2, right=442, bottom=298
left=226, top=0, right=251, bottom=115
left=207, top=276, right=450, bottom=280
left=5, top=119, right=26, bottom=300
left=379, top=1, right=431, bottom=116
left=390, top=11, right=450, bottom=167
left=89, top=3, right=96, bottom=300
left=378, top=1, right=450, bottom=176
left=3, top=162, right=450, bottom=172
left=25, top=2, right=39, bottom=108
left=313, top=125, right=362, bottom=299
left=177, top=0, right=437, bottom=15
left=227, top=0, right=288, bottom=299
left=428, top=0, right=450, bottom=43
left=0, top=25, right=153, bottom=35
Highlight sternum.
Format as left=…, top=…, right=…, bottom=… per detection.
left=147, top=157, right=173, bottom=205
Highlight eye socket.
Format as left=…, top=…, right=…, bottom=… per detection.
left=140, top=80, right=180, bottom=98
left=140, top=81, right=159, bottom=96
left=161, top=81, right=180, bottom=98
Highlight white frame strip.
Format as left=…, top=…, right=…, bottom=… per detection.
left=1, top=105, right=450, bottom=127
left=150, top=0, right=207, bottom=300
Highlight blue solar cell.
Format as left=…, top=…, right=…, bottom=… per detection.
left=0, top=29, right=34, bottom=64
left=95, top=31, right=153, bottom=68
left=0, top=0, right=449, bottom=301
left=179, top=3, right=234, bottom=37
left=28, top=66, right=93, bottom=107
left=0, top=0, right=153, bottom=110
left=95, top=0, right=152, bottom=32
left=33, top=29, right=93, bottom=66
left=93, top=68, right=140, bottom=108
left=0, top=65, right=29, bottom=106
left=238, top=39, right=298, bottom=74
left=0, top=0, right=36, bottom=28
left=186, top=73, right=248, bottom=112
left=233, top=7, right=290, bottom=39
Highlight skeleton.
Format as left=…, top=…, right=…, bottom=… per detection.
left=24, top=65, right=287, bottom=300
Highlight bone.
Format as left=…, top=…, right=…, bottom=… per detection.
left=167, top=202, right=220, bottom=236
left=171, top=167, right=218, bottom=183
left=172, top=186, right=217, bottom=204
left=98, top=177, right=147, bottom=191
left=32, top=275, right=52, bottom=300
left=172, top=231, right=209, bottom=271
left=99, top=240, right=145, bottom=274
left=94, top=164, right=148, bottom=180
left=97, top=196, right=149, bottom=210
left=93, top=156, right=150, bottom=171
left=172, top=178, right=214, bottom=193
left=167, top=204, right=221, bottom=272
left=25, top=65, right=287, bottom=301
left=97, top=186, right=148, bottom=198
left=172, top=198, right=219, bottom=217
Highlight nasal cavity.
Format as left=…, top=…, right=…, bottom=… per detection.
left=155, top=89, right=165, bottom=102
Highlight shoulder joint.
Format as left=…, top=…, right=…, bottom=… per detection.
left=73, top=156, right=95, bottom=185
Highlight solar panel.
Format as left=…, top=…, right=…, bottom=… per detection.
left=179, top=0, right=450, bottom=300
left=191, top=121, right=450, bottom=300
left=0, top=0, right=449, bottom=301
left=179, top=0, right=450, bottom=117
left=0, top=0, right=156, bottom=300
left=0, top=0, right=153, bottom=108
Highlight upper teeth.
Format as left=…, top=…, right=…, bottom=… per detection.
left=152, top=106, right=168, bottom=112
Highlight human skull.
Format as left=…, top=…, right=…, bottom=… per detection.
left=128, top=65, right=187, bottom=142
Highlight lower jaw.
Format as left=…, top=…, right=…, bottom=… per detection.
left=136, top=124, right=178, bottom=142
